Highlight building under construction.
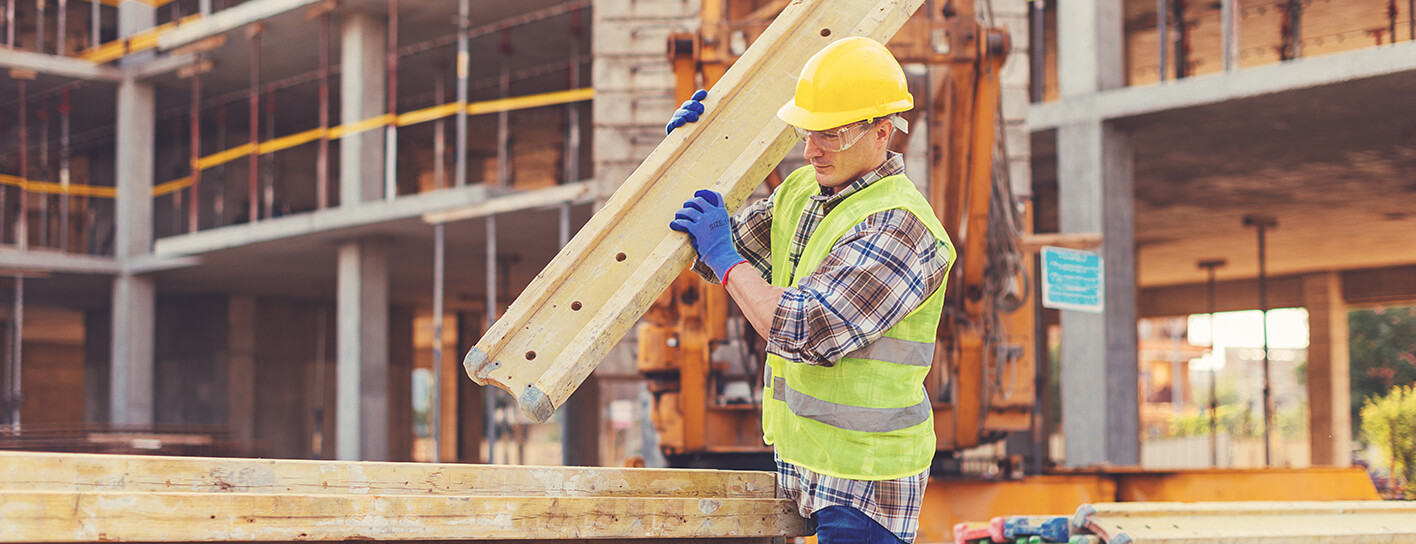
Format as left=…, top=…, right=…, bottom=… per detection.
left=0, top=1, right=1412, bottom=539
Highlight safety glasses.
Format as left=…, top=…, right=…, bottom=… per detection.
left=792, top=119, right=881, bottom=152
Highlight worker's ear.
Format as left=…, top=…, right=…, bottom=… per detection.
left=875, top=119, right=893, bottom=144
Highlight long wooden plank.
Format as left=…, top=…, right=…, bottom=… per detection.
left=0, top=451, right=776, bottom=498
left=1075, top=501, right=1416, bottom=544
left=465, top=0, right=928, bottom=423
left=0, top=491, right=811, bottom=542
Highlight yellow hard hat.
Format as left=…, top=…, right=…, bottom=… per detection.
left=777, top=37, right=913, bottom=131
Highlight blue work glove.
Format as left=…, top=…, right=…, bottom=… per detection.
left=669, top=189, right=745, bottom=282
left=665, top=89, right=708, bottom=135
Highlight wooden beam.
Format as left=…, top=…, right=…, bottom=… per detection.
left=0, top=491, right=810, bottom=542
left=0, top=451, right=777, bottom=498
left=465, top=0, right=930, bottom=423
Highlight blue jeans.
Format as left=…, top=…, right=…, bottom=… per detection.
left=813, top=505, right=906, bottom=544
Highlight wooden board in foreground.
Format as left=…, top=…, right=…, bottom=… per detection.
left=464, top=0, right=928, bottom=423
left=0, top=452, right=809, bottom=542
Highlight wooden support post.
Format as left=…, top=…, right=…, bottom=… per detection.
left=466, top=0, right=929, bottom=423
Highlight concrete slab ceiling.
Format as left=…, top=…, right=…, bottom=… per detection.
left=1032, top=55, right=1416, bottom=289
left=152, top=200, right=595, bottom=308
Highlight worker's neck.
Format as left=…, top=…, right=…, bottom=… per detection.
left=818, top=153, right=890, bottom=196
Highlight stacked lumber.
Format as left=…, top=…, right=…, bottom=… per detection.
left=952, top=500, right=1416, bottom=544
left=0, top=451, right=811, bottom=542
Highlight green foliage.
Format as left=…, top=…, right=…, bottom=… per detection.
left=1360, top=385, right=1416, bottom=499
left=1165, top=403, right=1307, bottom=440
left=1349, top=305, right=1416, bottom=439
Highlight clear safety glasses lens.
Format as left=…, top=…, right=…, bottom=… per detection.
left=792, top=120, right=877, bottom=152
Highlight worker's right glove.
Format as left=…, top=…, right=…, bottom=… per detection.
left=669, top=189, right=745, bottom=283
left=665, top=89, right=708, bottom=135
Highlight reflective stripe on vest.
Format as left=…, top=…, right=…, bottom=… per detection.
left=772, top=376, right=931, bottom=433
left=846, top=336, right=935, bottom=367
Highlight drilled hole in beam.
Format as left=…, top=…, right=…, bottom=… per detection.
left=571, top=301, right=583, bottom=311
left=616, top=252, right=627, bottom=262
left=525, top=351, right=537, bottom=360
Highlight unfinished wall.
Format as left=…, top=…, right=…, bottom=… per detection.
left=154, top=295, right=229, bottom=427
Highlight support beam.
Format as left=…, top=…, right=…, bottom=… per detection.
left=339, top=13, right=387, bottom=205
left=111, top=0, right=158, bottom=426
left=1056, top=120, right=1139, bottom=468
left=0, top=49, right=122, bottom=81
left=336, top=240, right=389, bottom=461
left=156, top=0, right=326, bottom=51
left=1303, top=272, right=1351, bottom=467
left=1055, top=0, right=1137, bottom=468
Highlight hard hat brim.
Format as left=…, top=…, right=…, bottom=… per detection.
left=776, top=99, right=914, bottom=132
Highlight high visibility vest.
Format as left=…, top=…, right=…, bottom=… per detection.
left=762, top=165, right=955, bottom=480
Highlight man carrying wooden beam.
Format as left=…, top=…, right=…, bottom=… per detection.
left=667, top=37, right=956, bottom=544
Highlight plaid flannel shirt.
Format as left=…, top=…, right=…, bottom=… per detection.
left=692, top=152, right=948, bottom=542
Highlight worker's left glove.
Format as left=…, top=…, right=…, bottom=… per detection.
left=665, top=89, right=708, bottom=135
left=669, top=189, right=745, bottom=282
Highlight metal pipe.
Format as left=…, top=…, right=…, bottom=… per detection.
left=384, top=0, right=399, bottom=201
left=1409, top=0, right=1413, bottom=42
left=263, top=89, right=274, bottom=218
left=214, top=104, right=226, bottom=225
left=57, top=0, right=65, bottom=56
left=454, top=0, right=468, bottom=188
left=37, top=0, right=45, bottom=54
left=37, top=98, right=48, bottom=248
left=1174, top=0, right=1189, bottom=78
left=248, top=30, right=260, bottom=224
left=433, top=63, right=445, bottom=191
left=564, top=13, right=580, bottom=185
left=1157, top=0, right=1167, bottom=82
left=1243, top=215, right=1276, bottom=467
left=497, top=60, right=509, bottom=187
left=10, top=276, right=21, bottom=427
left=1030, top=0, right=1044, bottom=102
left=17, top=78, right=27, bottom=250
left=199, top=0, right=210, bottom=16
left=8, top=0, right=15, bottom=47
left=431, top=221, right=444, bottom=463
left=1198, top=258, right=1226, bottom=467
left=484, top=215, right=498, bottom=463
left=1221, top=0, right=1235, bottom=71
left=90, top=0, right=97, bottom=49
left=58, top=88, right=69, bottom=252
left=189, top=68, right=202, bottom=233
left=317, top=11, right=330, bottom=209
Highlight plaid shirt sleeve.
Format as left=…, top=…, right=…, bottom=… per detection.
left=766, top=209, right=949, bottom=365
left=690, top=193, right=776, bottom=283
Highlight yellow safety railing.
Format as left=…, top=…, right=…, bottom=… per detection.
left=6, top=87, right=593, bottom=198
left=80, top=13, right=203, bottom=64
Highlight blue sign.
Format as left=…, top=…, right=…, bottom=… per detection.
left=1041, top=246, right=1103, bottom=313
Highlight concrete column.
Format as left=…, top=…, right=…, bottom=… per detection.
left=109, top=0, right=157, bottom=426
left=339, top=13, right=387, bottom=204
left=336, top=240, right=388, bottom=461
left=227, top=295, right=256, bottom=443
left=1056, top=121, right=1140, bottom=467
left=1057, top=0, right=1125, bottom=96
left=1055, top=0, right=1138, bottom=468
left=1303, top=272, right=1351, bottom=467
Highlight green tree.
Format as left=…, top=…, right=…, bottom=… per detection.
left=1360, top=385, right=1416, bottom=498
left=1349, top=305, right=1416, bottom=437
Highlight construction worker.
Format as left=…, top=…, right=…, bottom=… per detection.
left=666, top=37, right=954, bottom=544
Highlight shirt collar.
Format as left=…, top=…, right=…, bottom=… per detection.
left=812, top=151, right=906, bottom=204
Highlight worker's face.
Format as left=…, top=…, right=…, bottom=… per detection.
left=801, top=119, right=893, bottom=190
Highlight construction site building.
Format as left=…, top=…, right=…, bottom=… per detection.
left=0, top=0, right=1409, bottom=479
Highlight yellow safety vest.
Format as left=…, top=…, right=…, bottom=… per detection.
left=763, top=165, right=955, bottom=480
